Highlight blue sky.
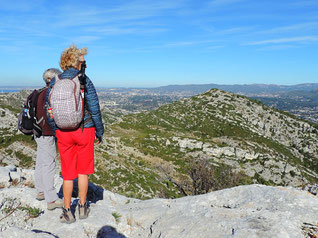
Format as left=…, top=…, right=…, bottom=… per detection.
left=0, top=0, right=318, bottom=88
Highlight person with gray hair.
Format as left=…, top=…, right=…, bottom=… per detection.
left=43, top=68, right=62, bottom=86
left=34, top=68, right=64, bottom=210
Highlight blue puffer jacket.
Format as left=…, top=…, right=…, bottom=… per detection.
left=45, top=68, right=104, bottom=140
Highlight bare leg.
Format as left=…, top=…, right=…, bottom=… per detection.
left=63, top=180, right=73, bottom=209
left=78, top=174, right=88, bottom=205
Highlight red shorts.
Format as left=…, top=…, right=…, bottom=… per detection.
left=56, top=127, right=95, bottom=180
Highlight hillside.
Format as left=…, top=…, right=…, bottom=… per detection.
left=97, top=88, right=318, bottom=198
left=0, top=90, right=37, bottom=169
left=0, top=89, right=318, bottom=200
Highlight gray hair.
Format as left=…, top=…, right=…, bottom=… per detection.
left=42, top=68, right=62, bottom=84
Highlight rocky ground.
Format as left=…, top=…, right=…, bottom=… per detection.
left=0, top=165, right=317, bottom=238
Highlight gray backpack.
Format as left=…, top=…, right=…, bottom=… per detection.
left=49, top=75, right=83, bottom=129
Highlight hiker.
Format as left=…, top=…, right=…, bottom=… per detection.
left=45, top=45, right=104, bottom=223
left=35, top=68, right=64, bottom=210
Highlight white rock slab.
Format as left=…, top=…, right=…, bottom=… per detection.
left=0, top=184, right=317, bottom=238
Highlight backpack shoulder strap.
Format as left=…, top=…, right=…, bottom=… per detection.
left=49, top=74, right=60, bottom=90
left=25, top=89, right=37, bottom=106
left=30, top=89, right=42, bottom=115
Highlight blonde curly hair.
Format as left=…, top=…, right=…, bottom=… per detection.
left=59, top=45, right=88, bottom=71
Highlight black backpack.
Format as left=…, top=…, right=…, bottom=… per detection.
left=17, top=88, right=45, bottom=137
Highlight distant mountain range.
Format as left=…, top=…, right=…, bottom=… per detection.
left=151, top=83, right=318, bottom=95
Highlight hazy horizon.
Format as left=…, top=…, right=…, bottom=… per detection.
left=1, top=82, right=318, bottom=91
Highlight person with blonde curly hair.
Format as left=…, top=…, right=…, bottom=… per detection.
left=59, top=45, right=88, bottom=71
left=46, top=45, right=104, bottom=223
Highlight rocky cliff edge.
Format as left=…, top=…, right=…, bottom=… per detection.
left=0, top=166, right=317, bottom=238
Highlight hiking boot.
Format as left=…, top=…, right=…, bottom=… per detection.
left=59, top=208, right=75, bottom=224
left=36, top=192, right=45, bottom=201
left=47, top=198, right=64, bottom=210
left=78, top=202, right=90, bottom=219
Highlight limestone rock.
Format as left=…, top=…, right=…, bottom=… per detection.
left=0, top=172, right=317, bottom=238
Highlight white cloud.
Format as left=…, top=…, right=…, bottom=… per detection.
left=85, top=26, right=168, bottom=36
left=258, top=22, right=318, bottom=34
left=163, top=40, right=218, bottom=48
left=246, top=36, right=318, bottom=45
left=217, top=26, right=255, bottom=35
left=54, top=1, right=185, bottom=28
left=71, top=36, right=101, bottom=44
left=256, top=45, right=296, bottom=51
left=205, top=45, right=225, bottom=50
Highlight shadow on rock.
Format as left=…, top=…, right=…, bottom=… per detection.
left=58, top=178, right=104, bottom=203
left=32, top=229, right=59, bottom=238
left=97, top=226, right=127, bottom=238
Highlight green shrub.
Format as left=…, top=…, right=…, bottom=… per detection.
left=112, top=212, right=121, bottom=223
left=188, top=159, right=252, bottom=195
left=19, top=206, right=42, bottom=218
left=15, top=151, right=34, bottom=168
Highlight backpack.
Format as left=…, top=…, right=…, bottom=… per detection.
left=48, top=74, right=84, bottom=130
left=18, top=88, right=45, bottom=137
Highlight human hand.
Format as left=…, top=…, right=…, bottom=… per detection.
left=95, top=136, right=102, bottom=145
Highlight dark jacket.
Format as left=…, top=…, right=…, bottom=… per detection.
left=45, top=68, right=104, bottom=139
left=36, top=88, right=54, bottom=136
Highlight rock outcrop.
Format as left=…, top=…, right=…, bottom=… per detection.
left=0, top=166, right=317, bottom=238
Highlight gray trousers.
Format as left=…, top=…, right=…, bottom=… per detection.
left=35, top=136, right=58, bottom=203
